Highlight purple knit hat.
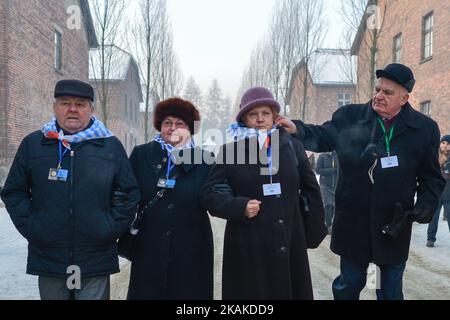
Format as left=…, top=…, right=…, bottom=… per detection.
left=236, top=87, right=281, bottom=122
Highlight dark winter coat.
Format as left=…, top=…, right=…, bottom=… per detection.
left=315, top=152, right=339, bottom=206
left=0, top=131, right=140, bottom=278
left=293, top=102, right=446, bottom=265
left=126, top=142, right=214, bottom=300
left=200, top=129, right=325, bottom=300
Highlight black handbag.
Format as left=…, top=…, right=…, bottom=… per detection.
left=117, top=170, right=179, bottom=261
left=288, top=139, right=328, bottom=249
left=117, top=189, right=167, bottom=261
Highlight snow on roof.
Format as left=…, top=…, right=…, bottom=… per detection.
left=89, top=45, right=132, bottom=81
left=308, top=49, right=357, bottom=85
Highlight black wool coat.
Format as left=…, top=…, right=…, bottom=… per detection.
left=1, top=131, right=140, bottom=278
left=200, top=129, right=325, bottom=300
left=126, top=142, right=214, bottom=300
left=293, top=102, right=445, bottom=265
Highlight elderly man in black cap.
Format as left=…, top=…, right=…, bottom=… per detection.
left=1, top=79, right=140, bottom=300
left=290, top=63, right=445, bottom=300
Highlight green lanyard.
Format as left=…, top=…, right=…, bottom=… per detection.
left=377, top=116, right=395, bottom=156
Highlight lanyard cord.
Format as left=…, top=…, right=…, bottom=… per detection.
left=57, top=140, right=69, bottom=170
left=376, top=116, right=395, bottom=156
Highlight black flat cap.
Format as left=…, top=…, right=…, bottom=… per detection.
left=376, top=63, right=415, bottom=93
left=54, top=79, right=94, bottom=101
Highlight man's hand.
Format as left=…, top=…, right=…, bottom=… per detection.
left=245, top=199, right=261, bottom=219
left=275, top=115, right=297, bottom=134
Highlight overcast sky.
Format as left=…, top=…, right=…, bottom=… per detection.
left=167, top=0, right=346, bottom=100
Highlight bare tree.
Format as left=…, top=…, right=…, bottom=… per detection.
left=340, top=0, right=389, bottom=101
left=89, top=0, right=128, bottom=127
left=297, top=0, right=327, bottom=120
left=183, top=77, right=203, bottom=109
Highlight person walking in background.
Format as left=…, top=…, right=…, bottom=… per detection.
left=426, top=135, right=450, bottom=247
left=0, top=80, right=140, bottom=300
left=316, top=151, right=339, bottom=234
left=201, top=87, right=326, bottom=300
left=126, top=98, right=214, bottom=300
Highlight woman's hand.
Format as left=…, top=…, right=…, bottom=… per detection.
left=245, top=199, right=262, bottom=219
left=275, top=115, right=297, bottom=134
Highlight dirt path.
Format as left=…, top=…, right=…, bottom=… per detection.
left=111, top=218, right=450, bottom=300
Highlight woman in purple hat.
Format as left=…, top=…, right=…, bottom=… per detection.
left=200, top=87, right=326, bottom=299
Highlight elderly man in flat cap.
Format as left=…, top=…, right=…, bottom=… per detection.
left=1, top=79, right=140, bottom=300
left=290, top=63, right=445, bottom=300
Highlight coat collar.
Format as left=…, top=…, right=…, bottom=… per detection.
left=40, top=134, right=105, bottom=147
left=357, top=101, right=420, bottom=139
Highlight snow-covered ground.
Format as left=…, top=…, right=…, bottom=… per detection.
left=1, top=206, right=449, bottom=300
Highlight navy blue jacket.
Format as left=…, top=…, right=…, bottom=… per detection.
left=1, top=131, right=140, bottom=278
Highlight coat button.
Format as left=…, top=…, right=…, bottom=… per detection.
left=166, top=231, right=172, bottom=236
left=168, top=204, right=174, bottom=210
left=278, top=219, right=284, bottom=225
left=156, top=164, right=162, bottom=169
left=280, top=246, right=287, bottom=253
left=162, top=157, right=167, bottom=163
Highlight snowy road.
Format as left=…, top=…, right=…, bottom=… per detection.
left=1, top=208, right=449, bottom=300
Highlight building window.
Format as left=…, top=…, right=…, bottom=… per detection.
left=420, top=101, right=431, bottom=116
left=337, top=93, right=351, bottom=107
left=54, top=30, right=62, bottom=71
left=422, top=13, right=433, bottom=60
left=393, top=33, right=402, bottom=63
left=130, top=99, right=133, bottom=121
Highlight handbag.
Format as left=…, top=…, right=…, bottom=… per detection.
left=288, top=138, right=328, bottom=249
left=117, top=171, right=179, bottom=261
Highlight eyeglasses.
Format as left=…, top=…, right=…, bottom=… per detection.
left=161, top=119, right=188, bottom=129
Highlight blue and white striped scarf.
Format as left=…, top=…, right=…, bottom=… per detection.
left=226, top=122, right=277, bottom=148
left=153, top=134, right=195, bottom=158
left=41, top=116, right=114, bottom=149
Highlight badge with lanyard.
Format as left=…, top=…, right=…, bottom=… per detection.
left=157, top=156, right=177, bottom=189
left=262, top=134, right=282, bottom=196
left=377, top=117, right=399, bottom=169
left=48, top=140, right=69, bottom=182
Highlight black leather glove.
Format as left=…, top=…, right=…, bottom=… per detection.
left=360, top=143, right=380, bottom=163
left=381, top=203, right=408, bottom=239
left=112, top=189, right=129, bottom=207
left=406, top=207, right=434, bottom=224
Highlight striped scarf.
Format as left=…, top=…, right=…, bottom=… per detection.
left=226, top=122, right=277, bottom=149
left=41, top=116, right=114, bottom=149
left=153, top=134, right=195, bottom=158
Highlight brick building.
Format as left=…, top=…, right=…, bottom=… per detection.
left=0, top=0, right=97, bottom=184
left=352, top=0, right=450, bottom=135
left=89, top=45, right=144, bottom=155
left=287, top=49, right=357, bottom=125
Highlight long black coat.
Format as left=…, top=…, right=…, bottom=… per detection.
left=1, top=131, right=140, bottom=277
left=200, top=130, right=325, bottom=300
left=293, top=102, right=445, bottom=265
left=126, top=142, right=214, bottom=300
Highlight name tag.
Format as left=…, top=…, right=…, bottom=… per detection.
left=157, top=178, right=176, bottom=189
left=381, top=156, right=399, bottom=169
left=263, top=183, right=281, bottom=196
left=48, top=168, right=68, bottom=182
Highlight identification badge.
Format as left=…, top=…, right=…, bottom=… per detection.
left=381, top=156, right=399, bottom=169
left=157, top=178, right=176, bottom=189
left=48, top=168, right=68, bottom=182
left=263, top=183, right=282, bottom=196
